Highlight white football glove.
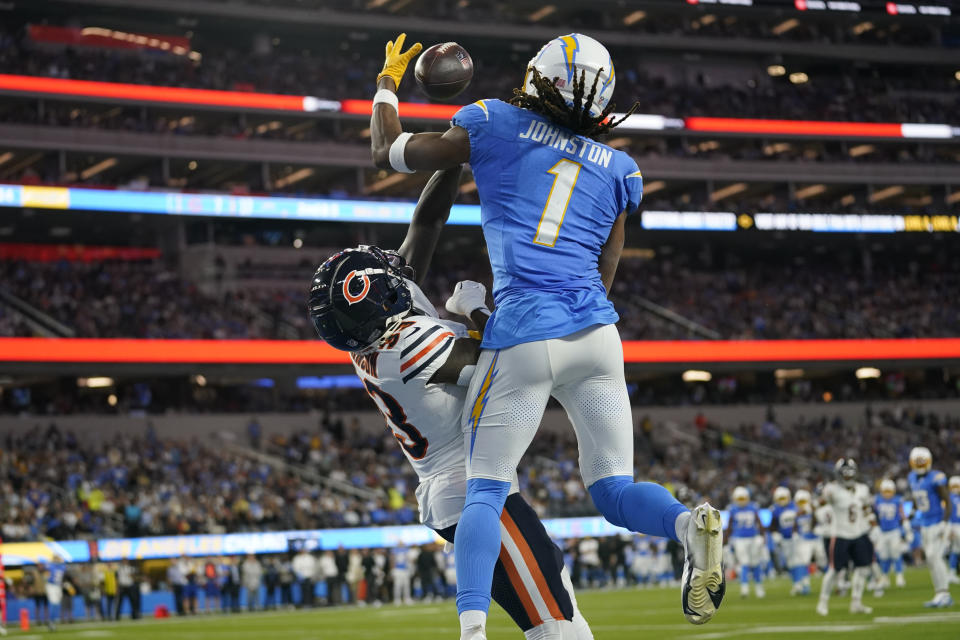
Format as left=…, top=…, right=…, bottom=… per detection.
left=445, top=280, right=488, bottom=317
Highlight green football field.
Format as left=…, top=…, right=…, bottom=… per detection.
left=9, top=568, right=960, bottom=639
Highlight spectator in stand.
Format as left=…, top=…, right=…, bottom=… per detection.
left=114, top=559, right=140, bottom=620
left=333, top=546, right=351, bottom=604
left=318, top=550, right=338, bottom=606
left=202, top=558, right=220, bottom=612
left=291, top=548, right=316, bottom=608
left=241, top=554, right=263, bottom=612
left=183, top=561, right=199, bottom=615
left=415, top=544, right=440, bottom=602
left=278, top=555, right=295, bottom=608
left=100, top=563, right=117, bottom=620
left=167, top=557, right=187, bottom=616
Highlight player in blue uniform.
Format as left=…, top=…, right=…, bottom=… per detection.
left=770, top=487, right=805, bottom=594
left=948, top=476, right=960, bottom=583
left=907, top=446, right=954, bottom=607
left=873, top=478, right=908, bottom=588
left=724, top=487, right=766, bottom=599
left=368, top=33, right=725, bottom=638
left=45, top=556, right=66, bottom=630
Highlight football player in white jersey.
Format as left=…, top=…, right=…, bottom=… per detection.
left=816, top=459, right=876, bottom=616
left=308, top=168, right=592, bottom=640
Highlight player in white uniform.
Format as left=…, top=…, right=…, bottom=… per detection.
left=816, top=459, right=875, bottom=616
left=309, top=169, right=591, bottom=640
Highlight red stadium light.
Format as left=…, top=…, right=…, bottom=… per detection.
left=340, top=99, right=459, bottom=120
left=2, top=338, right=960, bottom=365
left=0, top=74, right=318, bottom=112
left=684, top=117, right=903, bottom=138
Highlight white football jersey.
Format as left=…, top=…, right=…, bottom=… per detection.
left=813, top=504, right=833, bottom=538
left=351, top=314, right=470, bottom=480
left=822, top=481, right=872, bottom=539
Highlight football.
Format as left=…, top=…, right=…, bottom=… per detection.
left=414, top=42, right=473, bottom=101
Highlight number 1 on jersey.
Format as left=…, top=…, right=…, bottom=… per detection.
left=533, top=159, right=582, bottom=247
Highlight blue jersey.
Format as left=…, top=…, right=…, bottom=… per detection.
left=951, top=493, right=960, bottom=524
left=795, top=511, right=817, bottom=540
left=874, top=495, right=903, bottom=532
left=452, top=99, right=643, bottom=349
left=47, top=562, right=66, bottom=586
left=771, top=503, right=797, bottom=540
left=908, top=469, right=947, bottom=527
left=729, top=503, right=761, bottom=538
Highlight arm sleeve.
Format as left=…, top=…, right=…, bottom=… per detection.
left=390, top=318, right=468, bottom=385
left=933, top=471, right=947, bottom=487
left=451, top=101, right=493, bottom=165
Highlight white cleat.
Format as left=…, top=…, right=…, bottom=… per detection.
left=681, top=503, right=726, bottom=625
left=895, top=574, right=905, bottom=588
left=849, top=603, right=873, bottom=614
left=754, top=584, right=766, bottom=599
left=924, top=593, right=954, bottom=608
left=459, top=626, right=486, bottom=640
left=816, top=601, right=829, bottom=617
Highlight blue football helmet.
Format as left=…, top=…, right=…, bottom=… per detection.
left=308, top=246, right=413, bottom=351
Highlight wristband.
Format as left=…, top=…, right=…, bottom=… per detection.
left=389, top=132, right=415, bottom=174
left=372, top=89, right=399, bottom=113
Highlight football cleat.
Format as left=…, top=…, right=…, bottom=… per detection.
left=681, top=503, right=725, bottom=625
left=895, top=574, right=906, bottom=587
left=849, top=603, right=873, bottom=614
left=816, top=601, right=829, bottom=616
left=924, top=594, right=954, bottom=608
left=755, top=584, right=766, bottom=599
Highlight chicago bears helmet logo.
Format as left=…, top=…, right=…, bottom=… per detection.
left=342, top=270, right=371, bottom=305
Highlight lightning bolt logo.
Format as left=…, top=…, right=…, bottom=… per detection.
left=558, top=35, right=579, bottom=84
left=599, top=55, right=615, bottom=98
left=468, top=350, right=500, bottom=461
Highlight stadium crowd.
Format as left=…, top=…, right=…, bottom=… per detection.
left=1, top=27, right=956, bottom=124
left=4, top=404, right=958, bottom=545
left=3, top=249, right=958, bottom=341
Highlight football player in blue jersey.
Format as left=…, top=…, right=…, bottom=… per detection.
left=907, top=446, right=954, bottom=607
left=947, top=476, right=960, bottom=584
left=724, top=487, right=766, bottom=599
left=874, top=479, right=908, bottom=589
left=368, top=33, right=724, bottom=638
left=770, top=487, right=805, bottom=594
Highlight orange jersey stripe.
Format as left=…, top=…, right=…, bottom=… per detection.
left=498, top=541, right=543, bottom=627
left=399, top=331, right=454, bottom=372
left=501, top=509, right=564, bottom=621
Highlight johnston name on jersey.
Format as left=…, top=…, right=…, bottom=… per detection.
left=350, top=311, right=470, bottom=529
left=822, top=481, right=872, bottom=539
left=451, top=99, right=643, bottom=350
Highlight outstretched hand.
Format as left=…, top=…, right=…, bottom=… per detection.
left=377, top=33, right=422, bottom=90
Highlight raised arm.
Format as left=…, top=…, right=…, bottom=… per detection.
left=598, top=211, right=626, bottom=294
left=428, top=281, right=491, bottom=385
left=397, top=166, right=464, bottom=285
left=370, top=34, right=470, bottom=172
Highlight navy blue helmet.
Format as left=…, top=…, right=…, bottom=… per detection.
left=308, top=246, right=413, bottom=351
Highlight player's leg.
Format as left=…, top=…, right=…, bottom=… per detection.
left=456, top=344, right=554, bottom=638
left=498, top=494, right=588, bottom=640
left=550, top=324, right=723, bottom=625
left=751, top=536, right=765, bottom=598
left=817, top=538, right=840, bottom=616
left=921, top=523, right=953, bottom=607
left=731, top=539, right=751, bottom=597
left=849, top=536, right=873, bottom=614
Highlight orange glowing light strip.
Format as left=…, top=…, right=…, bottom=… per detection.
left=0, top=74, right=306, bottom=111
left=2, top=338, right=960, bottom=364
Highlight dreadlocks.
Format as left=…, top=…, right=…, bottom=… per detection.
left=509, top=66, right=639, bottom=139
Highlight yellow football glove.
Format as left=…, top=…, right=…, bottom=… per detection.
left=377, top=33, right=422, bottom=89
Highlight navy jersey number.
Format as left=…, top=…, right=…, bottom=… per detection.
left=363, top=379, right=429, bottom=460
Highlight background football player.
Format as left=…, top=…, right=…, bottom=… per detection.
left=308, top=168, right=592, bottom=640
left=907, top=446, right=954, bottom=608
left=724, top=487, right=766, bottom=599
left=949, top=476, right=960, bottom=583
left=816, top=459, right=874, bottom=616
left=770, top=487, right=803, bottom=593
left=874, top=478, right=908, bottom=589
left=791, top=489, right=822, bottom=595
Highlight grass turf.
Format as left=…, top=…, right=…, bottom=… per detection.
left=8, top=568, right=960, bottom=639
